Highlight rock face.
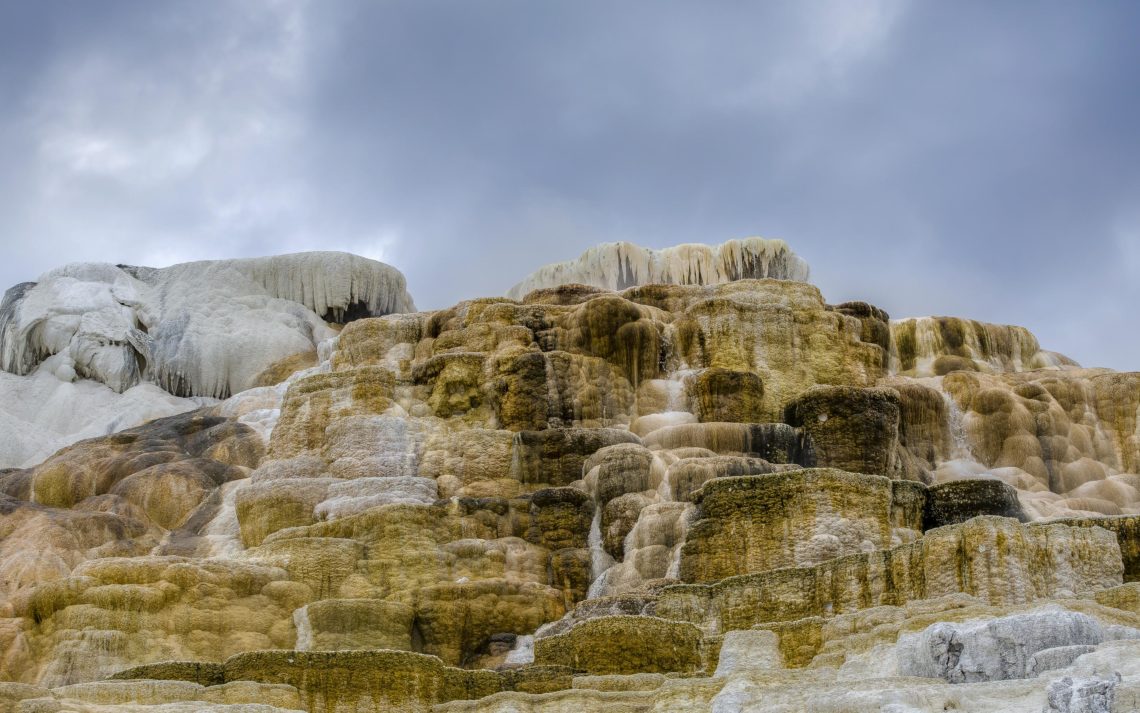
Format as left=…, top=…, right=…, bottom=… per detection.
left=506, top=237, right=809, bottom=299
left=0, top=238, right=1139, bottom=713
left=896, top=607, right=1123, bottom=683
left=659, top=516, right=1123, bottom=634
left=678, top=469, right=896, bottom=582
left=0, top=252, right=414, bottom=469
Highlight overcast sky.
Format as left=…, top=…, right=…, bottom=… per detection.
left=1, top=1, right=1137, bottom=369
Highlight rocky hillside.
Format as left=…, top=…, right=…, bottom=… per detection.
left=0, top=238, right=1138, bottom=713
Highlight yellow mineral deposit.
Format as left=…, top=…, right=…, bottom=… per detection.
left=0, top=238, right=1137, bottom=712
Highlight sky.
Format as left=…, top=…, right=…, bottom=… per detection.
left=0, top=1, right=1137, bottom=370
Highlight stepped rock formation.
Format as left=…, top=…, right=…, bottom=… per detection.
left=0, top=237, right=1138, bottom=713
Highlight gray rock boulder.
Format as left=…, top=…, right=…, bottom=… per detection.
left=896, top=607, right=1122, bottom=683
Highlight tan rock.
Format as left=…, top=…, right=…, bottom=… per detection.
left=533, top=616, right=706, bottom=675
left=661, top=517, right=1122, bottom=634
left=679, top=469, right=895, bottom=582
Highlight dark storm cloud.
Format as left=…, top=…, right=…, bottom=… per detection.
left=0, top=1, right=1137, bottom=368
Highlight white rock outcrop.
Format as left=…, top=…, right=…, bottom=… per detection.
left=0, top=252, right=415, bottom=468
left=0, top=356, right=210, bottom=468
left=506, top=237, right=809, bottom=299
left=895, top=607, right=1135, bottom=683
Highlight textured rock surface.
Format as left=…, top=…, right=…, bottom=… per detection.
left=533, top=616, right=706, bottom=675
left=660, top=517, right=1123, bottom=634
left=895, top=607, right=1125, bottom=683
left=1050, top=516, right=1140, bottom=582
left=0, top=253, right=414, bottom=468
left=678, top=469, right=895, bottom=582
left=785, top=385, right=903, bottom=478
left=1, top=240, right=1139, bottom=713
left=923, top=478, right=1028, bottom=528
left=506, top=237, right=809, bottom=299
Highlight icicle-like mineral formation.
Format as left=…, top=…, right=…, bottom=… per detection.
left=506, top=236, right=810, bottom=299
left=0, top=251, right=415, bottom=466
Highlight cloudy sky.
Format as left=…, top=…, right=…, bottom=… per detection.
left=1, top=1, right=1137, bottom=369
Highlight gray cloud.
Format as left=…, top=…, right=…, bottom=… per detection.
left=1, top=1, right=1137, bottom=368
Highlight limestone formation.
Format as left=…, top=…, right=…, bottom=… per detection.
left=0, top=238, right=1138, bottom=713
left=785, top=385, right=905, bottom=478
left=506, top=237, right=810, bottom=299
left=895, top=607, right=1128, bottom=683
left=923, top=477, right=1028, bottom=528
left=0, top=253, right=414, bottom=469
left=678, top=469, right=896, bottom=582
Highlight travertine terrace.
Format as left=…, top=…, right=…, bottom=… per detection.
left=0, top=237, right=1137, bottom=713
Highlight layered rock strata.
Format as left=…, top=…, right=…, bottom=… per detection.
left=0, top=239, right=1137, bottom=713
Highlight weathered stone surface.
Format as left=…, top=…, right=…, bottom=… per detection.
left=293, top=599, right=414, bottom=652
left=890, top=317, right=1056, bottom=377
left=4, top=410, right=260, bottom=510
left=533, top=616, right=705, bottom=675
left=221, top=650, right=500, bottom=713
left=679, top=469, right=895, bottom=582
left=923, top=478, right=1028, bottom=529
left=666, top=456, right=794, bottom=504
left=684, top=368, right=765, bottom=423
left=1094, top=582, right=1140, bottom=614
left=1044, top=674, right=1120, bottom=713
left=507, top=238, right=810, bottom=299
left=784, top=386, right=901, bottom=478
left=2, top=242, right=1139, bottom=713
left=939, top=369, right=1140, bottom=518
left=586, top=444, right=656, bottom=508
left=413, top=580, right=565, bottom=666
left=661, top=517, right=1123, bottom=634
left=528, top=488, right=593, bottom=551
left=235, top=479, right=335, bottom=548
left=891, top=380, right=951, bottom=479
left=109, top=661, right=225, bottom=686
left=890, top=479, right=928, bottom=534
left=640, top=423, right=808, bottom=463
left=896, top=608, right=1120, bottom=682
left=1030, top=645, right=1099, bottom=676
left=1048, top=515, right=1140, bottom=582
left=12, top=679, right=305, bottom=712
left=548, top=548, right=592, bottom=608
left=509, top=429, right=641, bottom=488
left=493, top=666, right=575, bottom=695
left=713, top=630, right=782, bottom=676
left=550, top=295, right=663, bottom=390
left=268, top=368, right=396, bottom=460
left=534, top=593, right=655, bottom=640
left=600, top=493, right=653, bottom=560
left=831, top=301, right=891, bottom=357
